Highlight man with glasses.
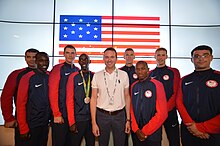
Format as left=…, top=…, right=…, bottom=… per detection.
left=176, top=45, right=220, bottom=146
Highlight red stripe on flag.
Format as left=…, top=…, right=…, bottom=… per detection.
left=102, top=31, right=160, bottom=35
left=102, top=16, right=160, bottom=21
left=103, top=24, right=160, bottom=28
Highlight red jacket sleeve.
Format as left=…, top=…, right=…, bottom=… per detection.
left=141, top=79, right=168, bottom=136
left=130, top=103, right=140, bottom=133
left=176, top=78, right=194, bottom=123
left=167, top=68, right=180, bottom=111
left=130, top=81, right=140, bottom=133
left=49, top=64, right=62, bottom=117
left=66, top=72, right=78, bottom=126
left=196, top=114, right=220, bottom=134
left=1, top=68, right=25, bottom=122
left=16, top=72, right=34, bottom=134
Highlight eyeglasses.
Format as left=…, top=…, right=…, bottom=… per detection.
left=192, top=54, right=211, bottom=59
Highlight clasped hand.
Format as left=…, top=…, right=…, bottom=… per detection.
left=69, top=123, right=78, bottom=133
left=135, top=129, right=147, bottom=141
left=20, top=132, right=31, bottom=141
left=186, top=123, right=210, bottom=139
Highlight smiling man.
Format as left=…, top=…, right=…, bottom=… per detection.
left=16, top=52, right=51, bottom=146
left=90, top=47, right=131, bottom=146
left=66, top=53, right=95, bottom=146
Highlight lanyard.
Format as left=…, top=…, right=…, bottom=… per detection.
left=104, top=69, right=118, bottom=105
left=80, top=71, right=91, bottom=97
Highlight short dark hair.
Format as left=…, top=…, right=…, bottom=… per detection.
left=64, top=45, right=76, bottom=52
left=104, top=47, right=117, bottom=58
left=36, top=52, right=49, bottom=59
left=79, top=53, right=90, bottom=60
left=155, top=47, right=167, bottom=54
left=125, top=48, right=134, bottom=52
left=25, top=48, right=39, bottom=55
left=191, top=45, right=213, bottom=56
left=136, top=61, right=149, bottom=68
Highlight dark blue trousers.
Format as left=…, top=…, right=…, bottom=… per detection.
left=17, top=125, right=49, bottom=146
left=96, top=109, right=126, bottom=146
left=163, top=109, right=180, bottom=146
left=69, top=120, right=95, bottom=146
left=51, top=118, right=72, bottom=146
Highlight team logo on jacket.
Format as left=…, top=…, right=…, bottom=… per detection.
left=145, top=90, right=152, bottom=98
left=206, top=80, right=218, bottom=88
left=163, top=75, right=169, bottom=80
left=133, top=74, right=138, bottom=79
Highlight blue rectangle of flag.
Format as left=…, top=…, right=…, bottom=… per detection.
left=60, top=15, right=102, bottom=41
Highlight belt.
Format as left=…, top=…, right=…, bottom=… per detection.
left=97, top=107, right=124, bottom=115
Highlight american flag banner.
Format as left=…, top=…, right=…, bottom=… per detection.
left=59, top=15, right=160, bottom=64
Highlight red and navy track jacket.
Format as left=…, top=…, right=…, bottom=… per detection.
left=119, top=65, right=138, bottom=86
left=49, top=62, right=79, bottom=118
left=66, top=71, right=94, bottom=126
left=1, top=67, right=33, bottom=122
left=176, top=68, right=220, bottom=134
left=130, top=78, right=168, bottom=141
left=16, top=70, right=51, bottom=134
left=149, top=66, right=180, bottom=112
